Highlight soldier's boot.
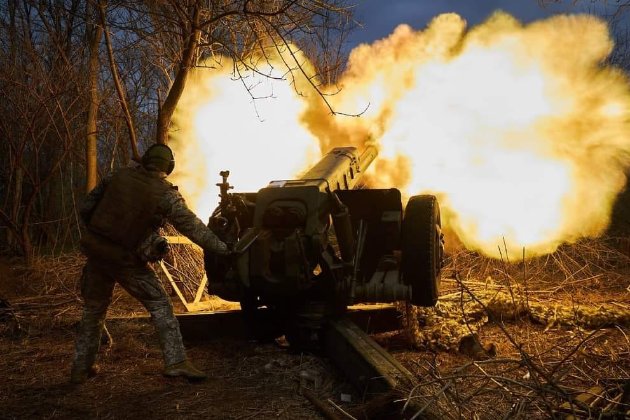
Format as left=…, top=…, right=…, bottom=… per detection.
left=164, top=360, right=207, bottom=381
left=70, top=364, right=100, bottom=384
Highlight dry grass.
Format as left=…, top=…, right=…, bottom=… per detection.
left=1, top=237, right=629, bottom=418
left=0, top=254, right=350, bottom=419
left=443, top=237, right=630, bottom=298
left=158, top=224, right=208, bottom=304
left=392, top=237, right=630, bottom=419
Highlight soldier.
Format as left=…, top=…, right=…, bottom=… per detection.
left=71, top=144, right=228, bottom=384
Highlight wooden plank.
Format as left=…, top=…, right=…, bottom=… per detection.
left=159, top=260, right=192, bottom=312
left=193, top=274, right=208, bottom=304
left=172, top=305, right=400, bottom=340
left=161, top=235, right=205, bottom=311
left=164, top=235, right=202, bottom=250
left=324, top=317, right=449, bottom=419
left=324, top=317, right=414, bottom=395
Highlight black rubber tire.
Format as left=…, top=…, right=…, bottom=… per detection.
left=401, top=195, right=443, bottom=307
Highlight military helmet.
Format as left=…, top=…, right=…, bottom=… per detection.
left=141, top=144, right=175, bottom=175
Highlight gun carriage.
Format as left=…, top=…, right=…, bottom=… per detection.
left=205, top=146, right=444, bottom=347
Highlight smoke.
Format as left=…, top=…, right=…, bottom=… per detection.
left=172, top=12, right=630, bottom=258
left=169, top=52, right=321, bottom=219
left=302, top=12, right=630, bottom=257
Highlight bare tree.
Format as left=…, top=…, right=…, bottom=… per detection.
left=0, top=0, right=88, bottom=259
left=0, top=0, right=355, bottom=259
left=86, top=0, right=103, bottom=192
left=99, top=0, right=143, bottom=161
left=102, top=0, right=355, bottom=145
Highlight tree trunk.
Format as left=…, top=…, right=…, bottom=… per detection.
left=99, top=0, right=140, bottom=161
left=20, top=190, right=36, bottom=265
left=155, top=6, right=201, bottom=145
left=9, top=166, right=23, bottom=249
left=86, top=2, right=102, bottom=192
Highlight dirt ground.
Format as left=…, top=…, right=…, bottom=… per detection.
left=0, top=256, right=356, bottom=420
left=383, top=243, right=630, bottom=419
left=0, top=322, right=345, bottom=419
left=380, top=320, right=630, bottom=418
left=0, top=246, right=629, bottom=419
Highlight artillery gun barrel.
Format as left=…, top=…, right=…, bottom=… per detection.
left=358, top=145, right=377, bottom=175
left=296, top=145, right=378, bottom=192
left=288, top=145, right=377, bottom=263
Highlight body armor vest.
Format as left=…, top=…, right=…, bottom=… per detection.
left=88, top=167, right=171, bottom=251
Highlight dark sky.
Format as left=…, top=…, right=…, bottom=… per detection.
left=347, top=1, right=628, bottom=47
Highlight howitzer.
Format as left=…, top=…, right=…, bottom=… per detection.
left=205, top=146, right=444, bottom=346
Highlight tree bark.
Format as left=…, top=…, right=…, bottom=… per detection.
left=86, top=1, right=103, bottom=192
left=99, top=0, right=140, bottom=162
left=8, top=166, right=22, bottom=250
left=155, top=5, right=201, bottom=145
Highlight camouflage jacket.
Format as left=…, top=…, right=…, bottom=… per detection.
left=81, top=166, right=228, bottom=260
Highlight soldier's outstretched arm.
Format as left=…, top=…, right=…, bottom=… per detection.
left=164, top=189, right=229, bottom=255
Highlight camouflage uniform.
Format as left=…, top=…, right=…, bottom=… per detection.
left=72, top=167, right=227, bottom=373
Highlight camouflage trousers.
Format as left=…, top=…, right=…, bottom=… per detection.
left=72, top=258, right=186, bottom=371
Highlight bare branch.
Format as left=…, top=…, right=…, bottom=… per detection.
left=99, top=0, right=140, bottom=162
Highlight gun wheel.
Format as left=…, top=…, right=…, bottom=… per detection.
left=401, top=195, right=444, bottom=307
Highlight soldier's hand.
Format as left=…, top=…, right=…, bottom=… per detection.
left=211, top=241, right=232, bottom=257
left=223, top=241, right=242, bottom=259
left=157, top=238, right=170, bottom=255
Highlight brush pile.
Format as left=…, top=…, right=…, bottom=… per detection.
left=395, top=237, right=630, bottom=418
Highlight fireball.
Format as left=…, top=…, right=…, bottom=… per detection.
left=171, top=12, right=630, bottom=259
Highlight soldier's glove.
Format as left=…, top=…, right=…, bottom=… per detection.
left=146, top=236, right=170, bottom=262
left=156, top=237, right=170, bottom=255
left=217, top=241, right=240, bottom=261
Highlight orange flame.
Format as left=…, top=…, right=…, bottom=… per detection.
left=171, top=12, right=630, bottom=258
